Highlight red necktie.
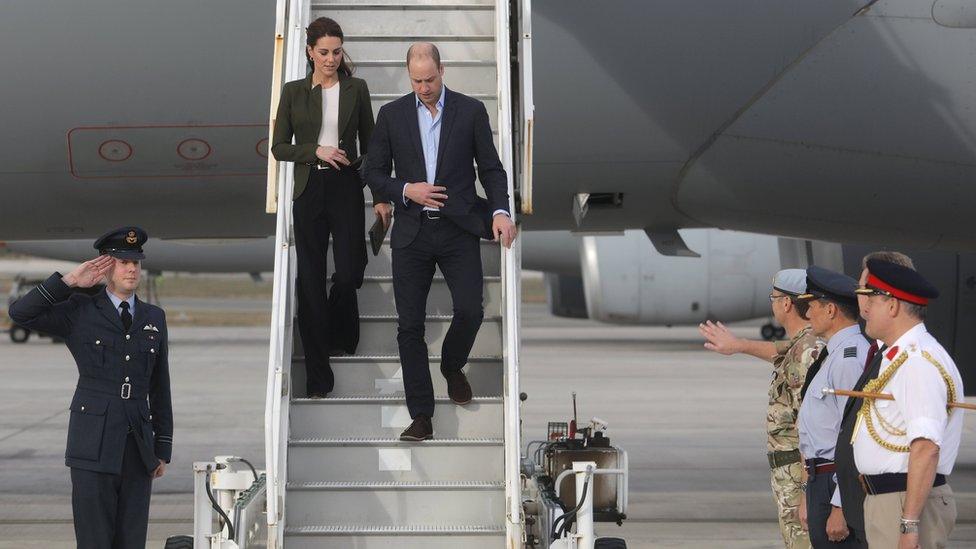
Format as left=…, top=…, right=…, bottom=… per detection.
left=864, top=342, right=879, bottom=371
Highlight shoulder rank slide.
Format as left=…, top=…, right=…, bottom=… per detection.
left=844, top=346, right=858, bottom=358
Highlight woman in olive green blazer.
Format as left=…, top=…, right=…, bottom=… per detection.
left=272, top=17, right=391, bottom=398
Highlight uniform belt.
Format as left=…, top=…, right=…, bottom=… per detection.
left=423, top=210, right=442, bottom=220
left=804, top=458, right=836, bottom=476
left=76, top=378, right=148, bottom=401
left=859, top=473, right=946, bottom=496
left=767, top=449, right=801, bottom=469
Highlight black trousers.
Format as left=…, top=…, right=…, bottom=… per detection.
left=293, top=167, right=367, bottom=395
left=393, top=216, right=484, bottom=418
left=71, top=433, right=153, bottom=549
left=806, top=468, right=866, bottom=548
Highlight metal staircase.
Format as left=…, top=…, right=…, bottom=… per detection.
left=264, top=0, right=529, bottom=547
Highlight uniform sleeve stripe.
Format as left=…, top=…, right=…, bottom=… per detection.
left=37, top=284, right=56, bottom=304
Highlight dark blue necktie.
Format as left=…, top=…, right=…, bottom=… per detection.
left=120, top=301, right=132, bottom=332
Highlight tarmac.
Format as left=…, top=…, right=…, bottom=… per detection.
left=1, top=300, right=974, bottom=548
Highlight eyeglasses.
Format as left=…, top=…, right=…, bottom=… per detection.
left=768, top=294, right=790, bottom=302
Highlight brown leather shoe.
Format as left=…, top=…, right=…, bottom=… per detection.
left=399, top=415, right=433, bottom=442
left=446, top=372, right=473, bottom=405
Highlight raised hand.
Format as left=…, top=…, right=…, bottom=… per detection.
left=698, top=320, right=743, bottom=355
left=404, top=183, right=448, bottom=208
left=63, top=255, right=114, bottom=288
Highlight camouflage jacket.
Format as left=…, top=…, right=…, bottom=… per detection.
left=767, top=326, right=823, bottom=453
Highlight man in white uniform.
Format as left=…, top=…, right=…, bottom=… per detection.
left=853, top=259, right=964, bottom=549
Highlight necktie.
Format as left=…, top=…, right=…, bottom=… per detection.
left=800, top=348, right=829, bottom=401
left=864, top=342, right=879, bottom=372
left=120, top=301, right=132, bottom=332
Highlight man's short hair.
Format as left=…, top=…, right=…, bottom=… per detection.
left=861, top=251, right=914, bottom=270
left=406, top=42, right=442, bottom=68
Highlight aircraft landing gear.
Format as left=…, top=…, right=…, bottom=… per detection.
left=760, top=323, right=786, bottom=341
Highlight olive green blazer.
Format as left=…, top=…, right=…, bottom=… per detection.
left=271, top=73, right=375, bottom=200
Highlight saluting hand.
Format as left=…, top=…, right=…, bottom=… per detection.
left=404, top=182, right=448, bottom=208
left=315, top=146, right=350, bottom=170
left=492, top=214, right=518, bottom=249
left=63, top=255, right=114, bottom=288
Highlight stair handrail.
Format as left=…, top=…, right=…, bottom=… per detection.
left=495, top=0, right=525, bottom=545
left=264, top=0, right=308, bottom=546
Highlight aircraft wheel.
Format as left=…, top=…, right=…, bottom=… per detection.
left=9, top=326, right=29, bottom=344
left=595, top=538, right=627, bottom=549
left=760, top=323, right=776, bottom=341
left=163, top=535, right=193, bottom=549
left=774, top=326, right=787, bottom=339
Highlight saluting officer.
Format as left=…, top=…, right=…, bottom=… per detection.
left=853, top=259, right=963, bottom=549
left=8, top=227, right=173, bottom=549
left=794, top=266, right=868, bottom=548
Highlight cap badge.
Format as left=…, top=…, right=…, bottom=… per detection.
left=125, top=231, right=137, bottom=245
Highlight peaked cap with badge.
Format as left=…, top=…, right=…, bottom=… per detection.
left=855, top=258, right=939, bottom=305
left=93, top=226, right=148, bottom=260
left=797, top=265, right=859, bottom=305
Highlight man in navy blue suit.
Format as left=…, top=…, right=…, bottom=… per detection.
left=365, top=43, right=517, bottom=441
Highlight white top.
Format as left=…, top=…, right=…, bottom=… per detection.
left=316, top=83, right=340, bottom=148
left=852, top=323, right=965, bottom=476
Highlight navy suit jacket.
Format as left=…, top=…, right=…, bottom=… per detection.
left=364, top=88, right=510, bottom=248
left=8, top=274, right=173, bottom=475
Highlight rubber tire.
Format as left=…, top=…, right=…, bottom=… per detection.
left=760, top=324, right=776, bottom=341
left=595, top=538, right=627, bottom=549
left=163, top=535, right=193, bottom=549
left=774, top=326, right=787, bottom=340
left=9, top=326, right=29, bottom=344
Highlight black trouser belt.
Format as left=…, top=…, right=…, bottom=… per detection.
left=860, top=473, right=947, bottom=496
left=767, top=449, right=801, bottom=469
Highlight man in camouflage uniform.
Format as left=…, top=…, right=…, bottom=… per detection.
left=701, top=269, right=822, bottom=548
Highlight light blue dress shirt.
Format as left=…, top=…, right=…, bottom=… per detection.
left=798, top=323, right=869, bottom=462
left=106, top=290, right=136, bottom=319
left=403, top=89, right=508, bottom=218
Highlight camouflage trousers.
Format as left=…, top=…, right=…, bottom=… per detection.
left=771, top=461, right=810, bottom=549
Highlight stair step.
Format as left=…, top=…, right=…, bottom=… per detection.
left=290, top=396, right=503, bottom=438
left=287, top=438, right=503, bottom=482
left=285, top=482, right=504, bottom=526
left=355, top=64, right=496, bottom=97
left=319, top=3, right=494, bottom=10
left=288, top=480, right=504, bottom=490
left=314, top=7, right=495, bottom=37
left=284, top=525, right=505, bottom=549
left=295, top=355, right=504, bottom=397
left=348, top=40, right=496, bottom=61
left=356, top=315, right=503, bottom=356
left=356, top=276, right=503, bottom=315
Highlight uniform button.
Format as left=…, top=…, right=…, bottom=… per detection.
left=95, top=340, right=101, bottom=345
left=125, top=355, right=130, bottom=361
left=125, top=377, right=130, bottom=382
left=81, top=406, right=85, bottom=411
left=150, top=348, right=155, bottom=354
left=126, top=335, right=131, bottom=340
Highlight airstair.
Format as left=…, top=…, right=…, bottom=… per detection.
left=264, top=0, right=533, bottom=547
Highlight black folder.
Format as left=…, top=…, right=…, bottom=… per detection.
left=368, top=215, right=388, bottom=256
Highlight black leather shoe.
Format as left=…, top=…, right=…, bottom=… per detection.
left=446, top=372, right=472, bottom=405
left=399, top=415, right=433, bottom=442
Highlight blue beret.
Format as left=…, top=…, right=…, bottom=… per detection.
left=857, top=259, right=938, bottom=305
left=797, top=265, right=858, bottom=304
left=93, top=226, right=147, bottom=260
left=772, top=269, right=807, bottom=296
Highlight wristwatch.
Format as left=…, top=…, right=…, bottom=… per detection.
left=899, top=519, right=920, bottom=534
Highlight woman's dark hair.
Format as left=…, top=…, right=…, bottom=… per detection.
left=306, top=17, right=353, bottom=76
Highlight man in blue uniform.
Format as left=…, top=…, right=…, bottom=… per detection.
left=794, top=266, right=869, bottom=548
left=8, top=227, right=173, bottom=549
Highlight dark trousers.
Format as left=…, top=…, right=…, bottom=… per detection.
left=293, top=167, right=367, bottom=395
left=393, top=216, right=484, bottom=418
left=806, top=469, right=865, bottom=548
left=71, top=433, right=153, bottom=549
